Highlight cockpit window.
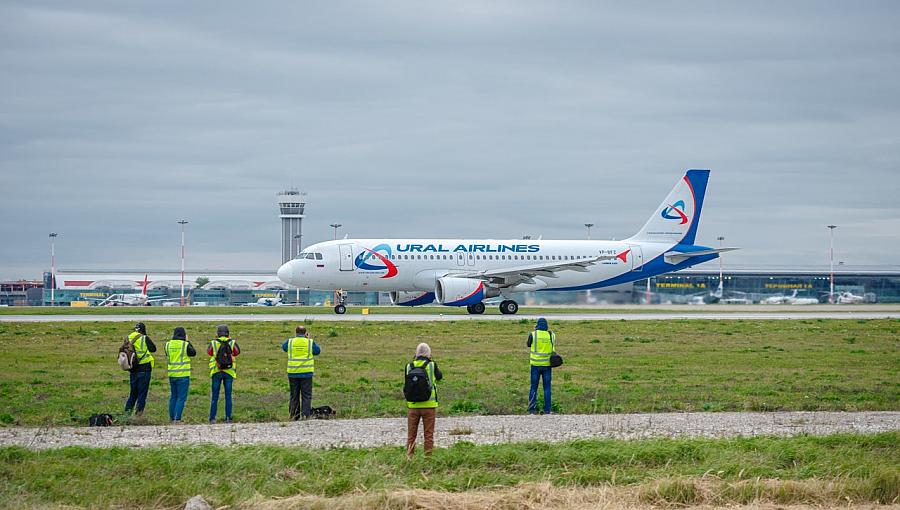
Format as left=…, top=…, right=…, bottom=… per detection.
left=306, top=253, right=315, bottom=260
left=315, top=253, right=323, bottom=260
left=295, top=251, right=308, bottom=259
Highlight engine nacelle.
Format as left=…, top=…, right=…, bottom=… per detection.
left=390, top=291, right=435, bottom=306
left=435, top=277, right=498, bottom=306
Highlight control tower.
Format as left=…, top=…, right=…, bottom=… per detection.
left=277, top=189, right=307, bottom=264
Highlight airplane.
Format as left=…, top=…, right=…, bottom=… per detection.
left=243, top=295, right=284, bottom=306
left=762, top=289, right=819, bottom=305
left=836, top=291, right=865, bottom=304
left=277, top=169, right=737, bottom=314
left=88, top=274, right=182, bottom=306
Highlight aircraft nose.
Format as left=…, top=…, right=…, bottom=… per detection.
left=277, top=262, right=294, bottom=285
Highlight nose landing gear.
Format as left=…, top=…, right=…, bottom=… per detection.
left=333, top=290, right=347, bottom=314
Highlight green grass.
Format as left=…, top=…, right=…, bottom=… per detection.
left=0, top=433, right=897, bottom=508
left=0, top=319, right=897, bottom=426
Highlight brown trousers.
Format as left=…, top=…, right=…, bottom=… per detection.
left=406, top=408, right=436, bottom=457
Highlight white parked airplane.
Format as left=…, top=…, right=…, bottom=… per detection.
left=277, top=169, right=737, bottom=314
left=836, top=291, right=865, bottom=304
left=88, top=274, right=181, bottom=306
left=762, top=289, right=819, bottom=305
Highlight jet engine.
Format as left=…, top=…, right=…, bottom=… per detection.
left=389, top=291, right=435, bottom=306
left=435, top=277, right=498, bottom=306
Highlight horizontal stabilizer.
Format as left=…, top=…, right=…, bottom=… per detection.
left=664, top=247, right=738, bottom=265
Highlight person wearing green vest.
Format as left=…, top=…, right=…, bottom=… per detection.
left=207, top=324, right=240, bottom=423
left=527, top=317, right=555, bottom=415
left=405, top=342, right=442, bottom=458
left=165, top=327, right=196, bottom=423
left=124, top=322, right=156, bottom=416
left=281, top=325, right=321, bottom=420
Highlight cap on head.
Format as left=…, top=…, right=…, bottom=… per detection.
left=172, top=327, right=186, bottom=340
left=415, top=342, right=431, bottom=358
left=536, top=317, right=548, bottom=331
left=295, top=326, right=306, bottom=336
left=216, top=324, right=229, bottom=337
left=134, top=322, right=146, bottom=334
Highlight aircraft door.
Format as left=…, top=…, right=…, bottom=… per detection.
left=339, top=244, right=355, bottom=271
left=628, top=245, right=644, bottom=271
left=456, top=252, right=465, bottom=266
left=467, top=252, right=475, bottom=266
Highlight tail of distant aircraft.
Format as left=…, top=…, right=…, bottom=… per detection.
left=140, top=274, right=150, bottom=296
left=627, top=169, right=709, bottom=245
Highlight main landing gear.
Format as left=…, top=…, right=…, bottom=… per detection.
left=466, top=302, right=486, bottom=314
left=333, top=290, right=347, bottom=314
left=499, top=300, right=519, bottom=315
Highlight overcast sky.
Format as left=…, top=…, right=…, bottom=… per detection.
left=2, top=1, right=898, bottom=279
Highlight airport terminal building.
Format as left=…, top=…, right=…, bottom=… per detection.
left=38, top=264, right=900, bottom=306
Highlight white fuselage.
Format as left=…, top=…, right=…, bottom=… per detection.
left=279, top=238, right=671, bottom=294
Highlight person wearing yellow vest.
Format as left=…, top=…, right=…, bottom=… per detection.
left=165, top=327, right=196, bottom=423
left=405, top=342, right=442, bottom=458
left=207, top=324, right=240, bottom=423
left=281, top=325, right=321, bottom=420
left=124, top=322, right=156, bottom=416
left=527, top=317, right=555, bottom=415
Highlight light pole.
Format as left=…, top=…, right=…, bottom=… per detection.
left=293, top=234, right=303, bottom=304
left=178, top=220, right=188, bottom=306
left=48, top=232, right=58, bottom=307
left=329, top=223, right=342, bottom=240
left=584, top=223, right=594, bottom=240
left=827, top=225, right=837, bottom=303
left=717, top=235, right=725, bottom=293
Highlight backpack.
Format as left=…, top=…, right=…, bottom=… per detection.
left=215, top=339, right=234, bottom=370
left=117, top=336, right=136, bottom=371
left=403, top=361, right=432, bottom=402
left=89, top=413, right=114, bottom=426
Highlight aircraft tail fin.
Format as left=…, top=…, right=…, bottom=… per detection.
left=627, top=169, right=710, bottom=245
left=140, top=274, right=150, bottom=295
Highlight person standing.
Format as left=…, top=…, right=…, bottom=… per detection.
left=404, top=342, right=442, bottom=458
left=165, top=326, right=196, bottom=423
left=207, top=324, right=240, bottom=423
left=124, top=322, right=156, bottom=416
left=282, top=325, right=321, bottom=420
left=527, top=317, right=555, bottom=415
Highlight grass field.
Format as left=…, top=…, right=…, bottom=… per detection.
left=1, top=433, right=897, bottom=508
left=0, top=319, right=897, bottom=426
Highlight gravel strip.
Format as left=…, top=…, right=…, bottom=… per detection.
left=1, top=412, right=897, bottom=450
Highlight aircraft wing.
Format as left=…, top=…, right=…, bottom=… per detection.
left=664, top=247, right=738, bottom=265
left=448, top=255, right=618, bottom=288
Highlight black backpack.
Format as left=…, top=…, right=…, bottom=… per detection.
left=215, top=339, right=233, bottom=370
left=403, top=361, right=432, bottom=402
left=89, top=413, right=114, bottom=426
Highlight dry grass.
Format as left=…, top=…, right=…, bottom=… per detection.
left=248, top=480, right=900, bottom=510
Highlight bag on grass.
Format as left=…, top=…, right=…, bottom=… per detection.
left=215, top=340, right=234, bottom=370
left=89, top=413, right=114, bottom=426
left=117, top=336, right=135, bottom=371
left=403, top=361, right=433, bottom=402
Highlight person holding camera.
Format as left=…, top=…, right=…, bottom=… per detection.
left=404, top=342, right=442, bottom=458
left=527, top=317, right=556, bottom=415
left=282, top=325, right=321, bottom=420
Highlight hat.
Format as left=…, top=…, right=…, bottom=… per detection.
left=536, top=317, right=548, bottom=331
left=216, top=324, right=229, bottom=337
left=172, top=327, right=186, bottom=340
left=134, top=322, right=146, bottom=334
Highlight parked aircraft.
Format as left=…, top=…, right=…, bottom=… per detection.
left=836, top=291, right=865, bottom=304
left=762, top=289, right=819, bottom=305
left=277, top=169, right=736, bottom=314
left=88, top=275, right=181, bottom=306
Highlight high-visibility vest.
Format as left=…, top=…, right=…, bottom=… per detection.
left=530, top=330, right=555, bottom=366
left=287, top=336, right=315, bottom=375
left=129, top=331, right=154, bottom=368
left=165, top=339, right=191, bottom=378
left=405, top=359, right=438, bottom=409
left=209, top=337, right=237, bottom=378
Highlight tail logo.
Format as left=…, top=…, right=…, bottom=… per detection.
left=355, top=244, right=399, bottom=278
left=661, top=200, right=689, bottom=225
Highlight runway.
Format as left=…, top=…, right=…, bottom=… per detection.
left=2, top=311, right=899, bottom=322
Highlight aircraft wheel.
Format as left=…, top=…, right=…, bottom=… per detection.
left=467, top=302, right=486, bottom=314
left=499, top=300, right=519, bottom=315
left=334, top=304, right=346, bottom=315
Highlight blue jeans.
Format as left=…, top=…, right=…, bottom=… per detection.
left=168, top=377, right=190, bottom=421
left=528, top=365, right=552, bottom=414
left=209, top=372, right=233, bottom=422
left=125, top=370, right=152, bottom=414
